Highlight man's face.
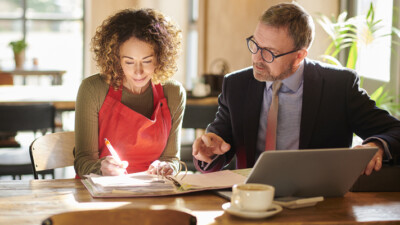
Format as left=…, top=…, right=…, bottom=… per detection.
left=251, top=22, right=300, bottom=82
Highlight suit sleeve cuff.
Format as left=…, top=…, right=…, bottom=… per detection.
left=363, top=137, right=392, bottom=161
left=199, top=155, right=220, bottom=171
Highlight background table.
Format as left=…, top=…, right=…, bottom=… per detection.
left=0, top=86, right=76, bottom=111
left=0, top=66, right=66, bottom=85
left=1, top=179, right=400, bottom=225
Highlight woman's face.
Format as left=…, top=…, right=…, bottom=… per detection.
left=119, top=37, right=156, bottom=94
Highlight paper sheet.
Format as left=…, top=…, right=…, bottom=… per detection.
left=177, top=170, right=246, bottom=188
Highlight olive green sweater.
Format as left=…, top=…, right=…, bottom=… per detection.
left=74, top=74, right=186, bottom=177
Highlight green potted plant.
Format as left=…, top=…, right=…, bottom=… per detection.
left=9, top=39, right=28, bottom=68
left=317, top=3, right=400, bottom=117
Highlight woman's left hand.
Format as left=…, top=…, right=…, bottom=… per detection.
left=147, top=160, right=174, bottom=176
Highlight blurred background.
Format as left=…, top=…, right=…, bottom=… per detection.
left=0, top=0, right=399, bottom=96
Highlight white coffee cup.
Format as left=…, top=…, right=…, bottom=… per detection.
left=231, top=183, right=275, bottom=211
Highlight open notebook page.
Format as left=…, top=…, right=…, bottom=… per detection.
left=177, top=170, right=246, bottom=189
left=83, top=170, right=248, bottom=197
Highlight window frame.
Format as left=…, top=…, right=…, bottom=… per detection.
left=0, top=0, right=85, bottom=85
left=342, top=0, right=398, bottom=98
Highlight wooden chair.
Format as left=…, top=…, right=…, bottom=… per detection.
left=0, top=103, right=55, bottom=135
left=182, top=104, right=219, bottom=130
left=29, top=131, right=75, bottom=179
left=181, top=102, right=237, bottom=171
left=351, top=164, right=400, bottom=192
left=41, top=207, right=196, bottom=225
left=0, top=103, right=55, bottom=179
left=181, top=103, right=218, bottom=171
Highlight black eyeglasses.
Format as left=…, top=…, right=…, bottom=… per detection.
left=246, top=35, right=298, bottom=63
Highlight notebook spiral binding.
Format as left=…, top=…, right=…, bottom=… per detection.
left=159, top=158, right=188, bottom=189
left=155, top=158, right=188, bottom=180
left=174, top=159, right=188, bottom=180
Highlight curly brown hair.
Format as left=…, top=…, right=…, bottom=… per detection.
left=91, top=8, right=182, bottom=89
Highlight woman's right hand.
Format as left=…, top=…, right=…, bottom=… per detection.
left=100, top=156, right=129, bottom=176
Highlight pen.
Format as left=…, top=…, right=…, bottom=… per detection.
left=104, top=138, right=122, bottom=163
left=104, top=138, right=127, bottom=175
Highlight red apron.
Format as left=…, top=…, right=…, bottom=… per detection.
left=97, top=83, right=171, bottom=173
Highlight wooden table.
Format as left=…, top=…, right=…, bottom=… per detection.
left=0, top=87, right=217, bottom=112
left=0, top=86, right=76, bottom=111
left=1, top=179, right=399, bottom=225
left=186, top=96, right=218, bottom=106
left=0, top=66, right=66, bottom=85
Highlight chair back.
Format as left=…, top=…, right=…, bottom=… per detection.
left=182, top=104, right=218, bottom=129
left=0, top=103, right=55, bottom=133
left=0, top=103, right=55, bottom=179
left=29, top=131, right=75, bottom=179
left=180, top=103, right=218, bottom=171
left=41, top=207, right=196, bottom=225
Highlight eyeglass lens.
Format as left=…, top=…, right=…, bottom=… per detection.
left=247, top=39, right=274, bottom=62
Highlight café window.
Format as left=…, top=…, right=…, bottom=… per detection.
left=186, top=0, right=199, bottom=90
left=355, top=0, right=393, bottom=82
left=0, top=0, right=84, bottom=86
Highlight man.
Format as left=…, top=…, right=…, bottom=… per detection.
left=192, top=2, right=400, bottom=175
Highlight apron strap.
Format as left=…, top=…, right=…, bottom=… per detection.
left=107, top=85, right=122, bottom=101
left=151, top=83, right=165, bottom=110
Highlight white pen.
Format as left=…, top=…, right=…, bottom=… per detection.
left=104, top=138, right=122, bottom=162
left=104, top=138, right=128, bottom=175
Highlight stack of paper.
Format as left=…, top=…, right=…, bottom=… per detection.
left=87, top=172, right=176, bottom=193
left=82, top=170, right=247, bottom=198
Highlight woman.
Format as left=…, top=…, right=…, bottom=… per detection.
left=74, top=8, right=185, bottom=177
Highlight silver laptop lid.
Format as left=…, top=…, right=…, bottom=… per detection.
left=245, top=147, right=378, bottom=197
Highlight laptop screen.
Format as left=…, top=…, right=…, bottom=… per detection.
left=245, top=147, right=377, bottom=197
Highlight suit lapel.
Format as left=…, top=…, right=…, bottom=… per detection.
left=244, top=74, right=265, bottom=166
left=299, top=59, right=323, bottom=149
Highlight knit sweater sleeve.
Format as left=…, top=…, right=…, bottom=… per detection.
left=74, top=74, right=108, bottom=177
left=158, top=80, right=186, bottom=169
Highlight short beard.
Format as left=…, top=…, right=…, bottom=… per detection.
left=253, top=61, right=295, bottom=82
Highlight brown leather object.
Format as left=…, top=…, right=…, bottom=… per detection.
left=0, top=73, right=13, bottom=85
left=41, top=207, right=197, bottom=225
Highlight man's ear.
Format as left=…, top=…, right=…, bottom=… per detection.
left=294, top=49, right=308, bottom=66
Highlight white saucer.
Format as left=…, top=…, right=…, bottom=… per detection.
left=222, top=202, right=282, bottom=219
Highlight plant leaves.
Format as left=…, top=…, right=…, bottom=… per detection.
left=346, top=42, right=357, bottom=69
left=320, top=55, right=343, bottom=66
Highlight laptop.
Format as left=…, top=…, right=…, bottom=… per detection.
left=216, top=147, right=378, bottom=198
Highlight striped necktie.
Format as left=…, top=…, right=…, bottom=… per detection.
left=265, top=80, right=283, bottom=151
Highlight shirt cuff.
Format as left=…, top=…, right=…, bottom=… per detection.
left=363, top=137, right=392, bottom=161
left=200, top=154, right=220, bottom=171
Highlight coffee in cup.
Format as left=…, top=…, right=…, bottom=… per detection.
left=231, top=183, right=275, bottom=211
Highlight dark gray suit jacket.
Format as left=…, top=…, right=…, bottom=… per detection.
left=195, top=58, right=400, bottom=172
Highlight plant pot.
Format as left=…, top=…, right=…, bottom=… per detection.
left=13, top=50, right=25, bottom=69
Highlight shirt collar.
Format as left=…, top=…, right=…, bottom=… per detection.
left=266, top=61, right=304, bottom=92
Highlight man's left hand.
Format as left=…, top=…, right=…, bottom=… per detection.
left=353, top=141, right=384, bottom=175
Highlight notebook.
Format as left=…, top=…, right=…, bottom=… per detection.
left=216, top=147, right=378, bottom=198
left=82, top=170, right=247, bottom=198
